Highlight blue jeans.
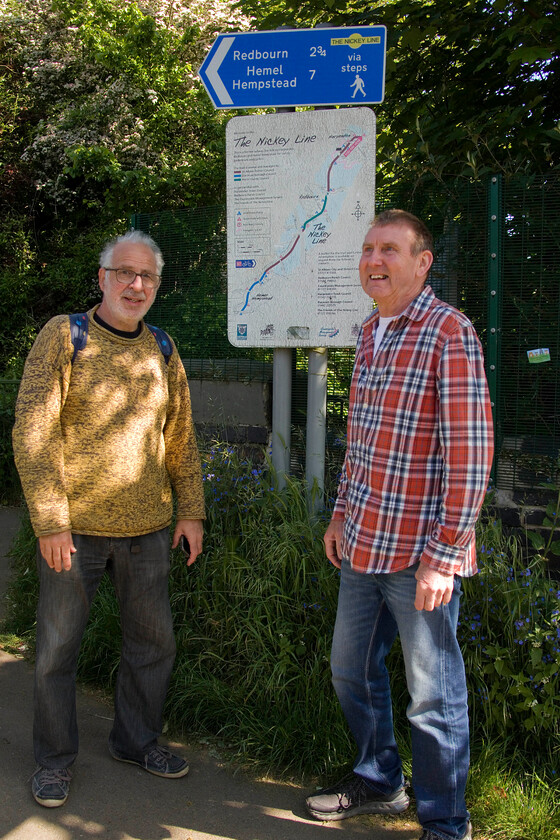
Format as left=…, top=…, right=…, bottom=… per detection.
left=34, top=528, right=176, bottom=769
left=331, top=560, right=470, bottom=840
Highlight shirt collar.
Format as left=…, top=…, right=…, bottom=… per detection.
left=402, top=284, right=435, bottom=323
left=362, top=285, right=435, bottom=340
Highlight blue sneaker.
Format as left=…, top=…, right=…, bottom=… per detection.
left=109, top=744, right=189, bottom=778
left=32, top=766, right=72, bottom=807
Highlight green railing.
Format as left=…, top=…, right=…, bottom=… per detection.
left=132, top=173, right=560, bottom=494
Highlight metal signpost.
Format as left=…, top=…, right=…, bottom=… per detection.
left=199, top=26, right=386, bottom=109
left=199, top=27, right=385, bottom=505
left=225, top=108, right=376, bottom=502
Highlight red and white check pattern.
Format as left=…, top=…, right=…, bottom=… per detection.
left=333, top=286, right=494, bottom=577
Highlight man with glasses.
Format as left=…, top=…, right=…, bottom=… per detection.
left=13, top=230, right=205, bottom=807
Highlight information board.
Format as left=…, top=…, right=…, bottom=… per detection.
left=226, top=108, right=375, bottom=348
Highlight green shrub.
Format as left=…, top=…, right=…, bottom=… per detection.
left=467, top=744, right=560, bottom=840
left=460, top=515, right=560, bottom=758
left=2, top=510, right=37, bottom=638
left=165, top=442, right=351, bottom=775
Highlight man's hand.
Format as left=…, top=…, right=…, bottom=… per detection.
left=172, top=519, right=204, bottom=567
left=414, top=561, right=455, bottom=611
left=39, top=531, right=76, bottom=573
left=324, top=518, right=344, bottom=569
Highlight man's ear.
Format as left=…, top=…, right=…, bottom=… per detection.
left=418, top=249, right=434, bottom=277
left=98, top=267, right=106, bottom=293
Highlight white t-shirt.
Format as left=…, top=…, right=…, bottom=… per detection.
left=373, top=315, right=396, bottom=356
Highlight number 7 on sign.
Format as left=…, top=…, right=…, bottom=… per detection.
left=310, top=69, right=316, bottom=79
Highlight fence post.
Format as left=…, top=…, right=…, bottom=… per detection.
left=487, top=174, right=503, bottom=483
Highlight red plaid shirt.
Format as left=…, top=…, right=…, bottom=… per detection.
left=333, top=286, right=494, bottom=577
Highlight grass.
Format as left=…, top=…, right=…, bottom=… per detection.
left=467, top=745, right=560, bottom=840
left=1, top=441, right=560, bottom=838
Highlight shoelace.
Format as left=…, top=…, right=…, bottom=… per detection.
left=337, top=775, right=370, bottom=808
left=145, top=746, right=171, bottom=769
left=35, top=768, right=72, bottom=786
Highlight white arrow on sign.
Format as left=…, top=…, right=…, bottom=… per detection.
left=206, top=37, right=235, bottom=106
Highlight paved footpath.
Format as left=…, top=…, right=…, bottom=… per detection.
left=0, top=506, right=420, bottom=840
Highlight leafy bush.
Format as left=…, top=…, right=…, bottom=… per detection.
left=2, top=510, right=37, bottom=635
left=467, top=744, right=560, bottom=840
left=165, top=442, right=351, bottom=775
left=460, top=514, right=560, bottom=755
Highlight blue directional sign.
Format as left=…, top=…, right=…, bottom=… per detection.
left=199, top=26, right=386, bottom=109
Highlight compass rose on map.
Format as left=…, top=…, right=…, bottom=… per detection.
left=352, top=201, right=366, bottom=222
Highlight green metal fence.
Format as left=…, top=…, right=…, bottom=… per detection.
left=494, top=175, right=560, bottom=491
left=2, top=174, right=556, bottom=501
left=130, top=172, right=558, bottom=494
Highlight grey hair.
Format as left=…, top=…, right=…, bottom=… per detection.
left=99, top=230, right=164, bottom=276
left=371, top=209, right=434, bottom=255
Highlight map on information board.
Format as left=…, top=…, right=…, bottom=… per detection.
left=226, top=108, right=375, bottom=347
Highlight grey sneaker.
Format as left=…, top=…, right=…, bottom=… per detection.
left=110, top=744, right=189, bottom=778
left=306, top=772, right=409, bottom=821
left=32, top=766, right=72, bottom=807
left=420, top=822, right=472, bottom=840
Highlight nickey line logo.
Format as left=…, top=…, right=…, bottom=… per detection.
left=331, top=33, right=381, bottom=48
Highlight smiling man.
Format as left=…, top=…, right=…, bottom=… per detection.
left=305, top=210, right=494, bottom=840
left=13, top=230, right=205, bottom=808
left=97, top=238, right=160, bottom=330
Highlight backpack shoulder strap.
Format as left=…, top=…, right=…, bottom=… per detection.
left=146, top=323, right=173, bottom=366
left=69, top=313, right=89, bottom=363
left=69, top=313, right=172, bottom=366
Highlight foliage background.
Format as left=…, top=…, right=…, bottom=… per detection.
left=0, top=0, right=244, bottom=373
left=0, top=0, right=557, bottom=378
left=236, top=0, right=558, bottom=184
left=0, top=0, right=557, bottom=506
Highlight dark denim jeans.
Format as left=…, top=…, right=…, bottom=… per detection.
left=331, top=560, right=470, bottom=840
left=34, top=528, right=176, bottom=769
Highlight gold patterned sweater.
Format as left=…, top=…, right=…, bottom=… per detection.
left=12, top=307, right=205, bottom=537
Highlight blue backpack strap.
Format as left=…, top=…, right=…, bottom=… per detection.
left=69, top=313, right=171, bottom=366
left=69, top=313, right=89, bottom=363
left=146, top=323, right=172, bottom=365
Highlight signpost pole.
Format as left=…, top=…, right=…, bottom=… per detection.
left=305, top=347, right=328, bottom=511
left=272, top=348, right=292, bottom=489
left=270, top=96, right=296, bottom=491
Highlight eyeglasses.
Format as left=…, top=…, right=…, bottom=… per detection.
left=104, top=268, right=161, bottom=289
